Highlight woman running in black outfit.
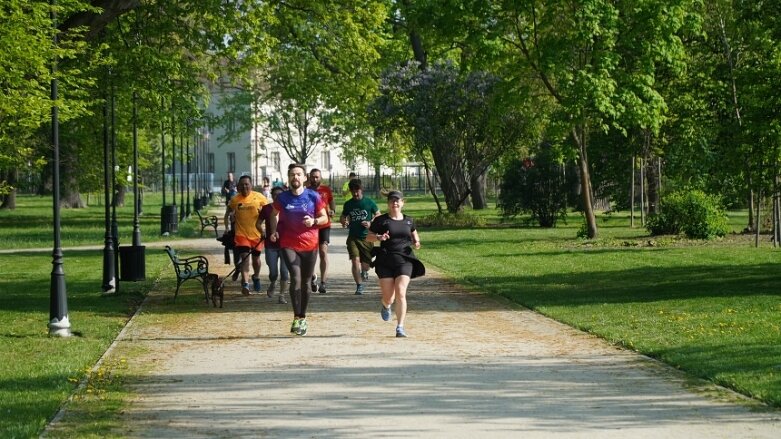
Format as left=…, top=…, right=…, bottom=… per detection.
left=367, top=190, right=425, bottom=337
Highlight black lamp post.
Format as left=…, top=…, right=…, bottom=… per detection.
left=101, top=92, right=116, bottom=294
left=111, top=85, right=120, bottom=280
left=117, top=91, right=146, bottom=282
left=185, top=126, right=191, bottom=217
left=179, top=131, right=185, bottom=221
left=48, top=1, right=70, bottom=337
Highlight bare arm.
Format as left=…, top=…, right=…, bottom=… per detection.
left=268, top=208, right=280, bottom=242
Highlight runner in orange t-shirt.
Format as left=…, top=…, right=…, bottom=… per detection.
left=223, top=175, right=269, bottom=295
left=308, top=168, right=336, bottom=294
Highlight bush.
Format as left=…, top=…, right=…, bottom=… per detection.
left=498, top=150, right=569, bottom=228
left=646, top=190, right=729, bottom=239
left=417, top=212, right=486, bottom=228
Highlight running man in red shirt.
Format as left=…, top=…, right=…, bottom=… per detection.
left=268, top=164, right=328, bottom=336
left=308, top=168, right=336, bottom=294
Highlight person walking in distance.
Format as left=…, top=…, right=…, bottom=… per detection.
left=223, top=175, right=269, bottom=295
left=258, top=186, right=289, bottom=304
left=308, top=168, right=336, bottom=294
left=222, top=172, right=237, bottom=203
left=367, top=191, right=425, bottom=338
left=339, top=179, right=380, bottom=295
left=268, top=164, right=328, bottom=336
left=341, top=172, right=357, bottom=198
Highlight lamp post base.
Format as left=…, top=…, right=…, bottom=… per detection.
left=48, top=316, right=72, bottom=337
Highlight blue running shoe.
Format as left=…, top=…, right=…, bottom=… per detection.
left=396, top=326, right=407, bottom=338
left=355, top=283, right=365, bottom=295
left=252, top=276, right=262, bottom=293
left=381, top=305, right=391, bottom=321
left=241, top=283, right=250, bottom=296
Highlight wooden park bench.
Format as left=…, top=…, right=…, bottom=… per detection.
left=195, top=209, right=219, bottom=237
left=164, top=245, right=210, bottom=302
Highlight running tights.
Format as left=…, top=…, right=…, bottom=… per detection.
left=281, top=248, right=318, bottom=318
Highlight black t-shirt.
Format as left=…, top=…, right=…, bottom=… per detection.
left=370, top=214, right=416, bottom=265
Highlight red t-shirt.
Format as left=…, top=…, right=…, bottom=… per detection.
left=311, top=184, right=334, bottom=227
left=273, top=189, right=326, bottom=252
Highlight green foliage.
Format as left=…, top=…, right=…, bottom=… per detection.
left=416, top=212, right=486, bottom=228
left=646, top=190, right=730, bottom=239
left=498, top=151, right=570, bottom=228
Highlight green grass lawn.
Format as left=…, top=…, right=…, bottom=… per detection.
left=1, top=192, right=780, bottom=437
left=412, top=204, right=781, bottom=407
left=0, top=192, right=221, bottom=438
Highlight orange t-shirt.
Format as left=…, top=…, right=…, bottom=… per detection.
left=228, top=191, right=269, bottom=241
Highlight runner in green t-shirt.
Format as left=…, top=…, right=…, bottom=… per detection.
left=339, top=179, right=380, bottom=295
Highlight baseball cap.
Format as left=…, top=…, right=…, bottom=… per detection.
left=387, top=190, right=403, bottom=200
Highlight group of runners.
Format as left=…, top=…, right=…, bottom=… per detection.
left=222, top=165, right=424, bottom=338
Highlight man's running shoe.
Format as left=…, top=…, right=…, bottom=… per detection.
left=252, top=276, right=262, bottom=293
left=355, top=283, right=365, bottom=295
left=396, top=326, right=407, bottom=338
left=296, top=318, right=308, bottom=336
left=278, top=294, right=287, bottom=304
left=381, top=305, right=391, bottom=321
left=266, top=281, right=276, bottom=298
left=318, top=282, right=327, bottom=294
left=361, top=270, right=369, bottom=281
left=231, top=270, right=240, bottom=282
left=310, top=274, right=318, bottom=292
left=290, top=318, right=300, bottom=333
left=241, top=283, right=250, bottom=295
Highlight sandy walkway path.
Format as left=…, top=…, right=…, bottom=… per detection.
left=67, top=228, right=781, bottom=437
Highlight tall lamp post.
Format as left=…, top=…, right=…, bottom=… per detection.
left=117, top=91, right=146, bottom=282
left=101, top=88, right=116, bottom=294
left=185, top=125, right=191, bottom=217
left=179, top=131, right=185, bottom=221
left=48, top=0, right=70, bottom=337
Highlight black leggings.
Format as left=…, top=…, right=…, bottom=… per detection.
left=281, top=248, right=318, bottom=318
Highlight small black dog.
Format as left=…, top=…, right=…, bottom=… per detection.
left=206, top=273, right=224, bottom=308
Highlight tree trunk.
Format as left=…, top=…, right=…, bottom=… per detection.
left=746, top=177, right=755, bottom=233
left=470, top=172, right=487, bottom=209
left=430, top=141, right=468, bottom=214
left=573, top=125, right=598, bottom=239
left=644, top=143, right=660, bottom=215
left=422, top=158, right=443, bottom=214
left=0, top=167, right=18, bottom=209
left=61, top=155, right=86, bottom=208
left=115, top=184, right=126, bottom=207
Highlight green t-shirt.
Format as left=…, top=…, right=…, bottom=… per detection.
left=341, top=197, right=379, bottom=238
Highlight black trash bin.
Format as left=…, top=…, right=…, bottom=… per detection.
left=119, top=245, right=146, bottom=281
left=160, top=205, right=178, bottom=235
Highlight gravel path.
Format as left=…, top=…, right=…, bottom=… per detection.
left=53, top=227, right=781, bottom=437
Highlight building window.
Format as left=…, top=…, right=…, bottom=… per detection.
left=321, top=150, right=331, bottom=170
left=208, top=153, right=215, bottom=174
left=272, top=152, right=281, bottom=172
left=228, top=152, right=235, bottom=173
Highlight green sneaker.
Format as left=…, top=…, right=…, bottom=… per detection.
left=296, top=318, right=308, bottom=336
left=290, top=318, right=300, bottom=333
